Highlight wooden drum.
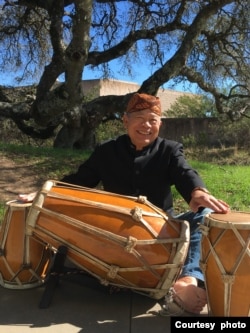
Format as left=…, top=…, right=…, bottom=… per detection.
left=0, top=201, right=52, bottom=289
left=26, top=180, right=190, bottom=299
left=200, top=211, right=250, bottom=316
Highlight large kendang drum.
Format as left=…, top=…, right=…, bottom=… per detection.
left=26, top=180, right=190, bottom=299
left=200, top=212, right=250, bottom=317
left=0, top=200, right=52, bottom=289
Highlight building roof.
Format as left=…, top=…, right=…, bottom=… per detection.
left=81, top=79, right=195, bottom=113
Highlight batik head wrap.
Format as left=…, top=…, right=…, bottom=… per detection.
left=126, top=93, right=161, bottom=116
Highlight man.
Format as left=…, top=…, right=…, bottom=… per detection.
left=19, top=93, right=229, bottom=314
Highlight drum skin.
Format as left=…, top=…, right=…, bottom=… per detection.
left=27, top=180, right=190, bottom=299
left=200, top=212, right=250, bottom=317
left=0, top=201, right=52, bottom=289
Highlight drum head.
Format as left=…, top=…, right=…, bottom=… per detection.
left=205, top=211, right=250, bottom=229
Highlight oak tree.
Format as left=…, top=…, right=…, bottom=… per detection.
left=0, top=0, right=249, bottom=148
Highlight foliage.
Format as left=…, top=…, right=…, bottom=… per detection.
left=166, top=94, right=218, bottom=118
left=0, top=118, right=54, bottom=147
left=96, top=119, right=125, bottom=143
left=0, top=114, right=125, bottom=146
left=165, top=93, right=250, bottom=149
left=208, top=115, right=250, bottom=148
left=1, top=107, right=250, bottom=150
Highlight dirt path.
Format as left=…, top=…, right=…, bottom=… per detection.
left=0, top=156, right=44, bottom=203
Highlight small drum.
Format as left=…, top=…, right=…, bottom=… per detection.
left=0, top=200, right=52, bottom=289
left=200, top=212, right=250, bottom=316
left=26, top=180, right=190, bottom=299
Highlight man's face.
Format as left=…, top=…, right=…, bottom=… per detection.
left=123, top=109, right=162, bottom=150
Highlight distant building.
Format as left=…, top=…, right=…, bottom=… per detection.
left=80, top=79, right=195, bottom=115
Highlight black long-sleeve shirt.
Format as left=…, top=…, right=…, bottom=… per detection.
left=61, top=134, right=205, bottom=212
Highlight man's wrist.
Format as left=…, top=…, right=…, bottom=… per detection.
left=191, top=187, right=210, bottom=195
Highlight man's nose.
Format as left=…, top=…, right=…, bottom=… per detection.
left=142, top=120, right=151, bottom=126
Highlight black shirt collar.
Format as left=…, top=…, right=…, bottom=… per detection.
left=125, top=135, right=157, bottom=156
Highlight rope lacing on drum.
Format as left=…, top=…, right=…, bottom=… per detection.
left=137, top=196, right=147, bottom=204
left=107, top=265, right=119, bottom=279
left=159, top=287, right=184, bottom=316
left=125, top=236, right=137, bottom=253
left=221, top=274, right=235, bottom=284
left=199, top=224, right=209, bottom=236
left=100, top=279, right=110, bottom=286
left=199, top=261, right=207, bottom=275
left=130, top=207, right=142, bottom=222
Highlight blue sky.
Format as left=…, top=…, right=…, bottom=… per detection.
left=0, top=59, right=197, bottom=93
left=0, top=1, right=198, bottom=93
left=0, top=9, right=197, bottom=93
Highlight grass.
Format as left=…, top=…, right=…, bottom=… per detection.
left=0, top=142, right=91, bottom=178
left=0, top=143, right=91, bottom=220
left=0, top=143, right=250, bottom=220
left=172, top=161, right=250, bottom=213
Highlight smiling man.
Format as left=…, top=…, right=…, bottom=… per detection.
left=19, top=93, right=229, bottom=314
left=123, top=93, right=162, bottom=150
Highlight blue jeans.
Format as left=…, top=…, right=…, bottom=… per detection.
left=174, top=208, right=213, bottom=282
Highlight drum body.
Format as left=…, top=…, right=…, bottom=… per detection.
left=200, top=212, right=250, bottom=316
left=0, top=201, right=52, bottom=289
left=27, top=180, right=190, bottom=299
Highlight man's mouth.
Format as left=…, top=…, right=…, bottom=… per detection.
left=138, top=130, right=151, bottom=135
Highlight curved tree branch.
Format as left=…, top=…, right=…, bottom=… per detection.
left=139, top=0, right=234, bottom=94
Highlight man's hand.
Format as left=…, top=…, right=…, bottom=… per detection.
left=189, top=189, right=230, bottom=213
left=18, top=192, right=37, bottom=203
